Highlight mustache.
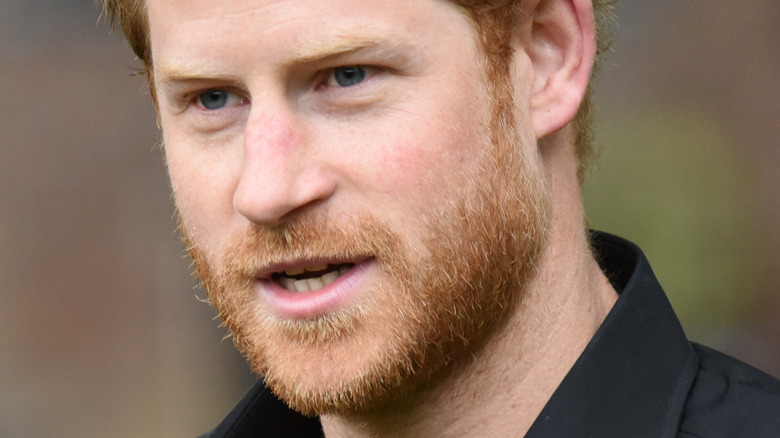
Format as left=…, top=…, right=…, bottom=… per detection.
left=196, top=212, right=403, bottom=278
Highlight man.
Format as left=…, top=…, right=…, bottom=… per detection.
left=102, top=0, right=780, bottom=436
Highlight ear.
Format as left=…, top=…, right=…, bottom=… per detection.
left=520, top=0, right=596, bottom=139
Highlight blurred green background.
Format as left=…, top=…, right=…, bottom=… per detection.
left=1, top=0, right=778, bottom=436
left=586, top=106, right=762, bottom=329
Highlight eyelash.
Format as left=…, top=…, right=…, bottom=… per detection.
left=314, top=65, right=381, bottom=95
left=182, top=65, right=382, bottom=115
left=191, top=89, right=247, bottom=112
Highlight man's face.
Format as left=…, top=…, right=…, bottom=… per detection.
left=149, top=0, right=549, bottom=414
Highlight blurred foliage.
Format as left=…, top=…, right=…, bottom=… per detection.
left=584, top=104, right=766, bottom=331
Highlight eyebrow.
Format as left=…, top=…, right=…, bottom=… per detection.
left=155, top=62, right=240, bottom=87
left=290, top=34, right=389, bottom=64
left=155, top=32, right=414, bottom=89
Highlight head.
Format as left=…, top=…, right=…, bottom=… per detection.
left=104, top=0, right=609, bottom=415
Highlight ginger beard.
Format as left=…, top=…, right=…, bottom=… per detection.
left=181, top=72, right=551, bottom=417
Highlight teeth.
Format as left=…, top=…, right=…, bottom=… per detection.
left=277, top=264, right=353, bottom=293
left=285, top=277, right=325, bottom=293
left=284, top=264, right=328, bottom=276
left=293, top=279, right=309, bottom=292
left=306, top=277, right=325, bottom=290
left=280, top=277, right=295, bottom=291
left=284, top=266, right=305, bottom=276
left=321, top=271, right=339, bottom=286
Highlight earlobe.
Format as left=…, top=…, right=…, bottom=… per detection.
left=524, top=0, right=595, bottom=139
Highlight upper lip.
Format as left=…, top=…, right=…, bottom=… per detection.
left=252, top=257, right=369, bottom=280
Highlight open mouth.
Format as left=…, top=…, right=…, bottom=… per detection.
left=272, top=263, right=354, bottom=293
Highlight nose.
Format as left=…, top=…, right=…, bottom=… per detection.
left=233, top=107, right=335, bottom=226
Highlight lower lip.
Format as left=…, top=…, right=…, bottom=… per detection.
left=258, top=261, right=372, bottom=319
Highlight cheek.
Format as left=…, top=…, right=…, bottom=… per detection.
left=164, top=132, right=241, bottom=254
left=363, top=107, right=485, bottom=205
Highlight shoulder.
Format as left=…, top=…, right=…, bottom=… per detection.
left=678, top=343, right=780, bottom=437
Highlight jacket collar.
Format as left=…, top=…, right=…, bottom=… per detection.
left=525, top=232, right=697, bottom=437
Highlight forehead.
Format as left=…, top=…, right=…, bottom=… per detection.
left=146, top=0, right=475, bottom=66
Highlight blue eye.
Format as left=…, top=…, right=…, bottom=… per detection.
left=198, top=90, right=231, bottom=110
left=332, top=66, right=367, bottom=87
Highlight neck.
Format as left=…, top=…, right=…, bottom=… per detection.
left=321, top=133, right=617, bottom=438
